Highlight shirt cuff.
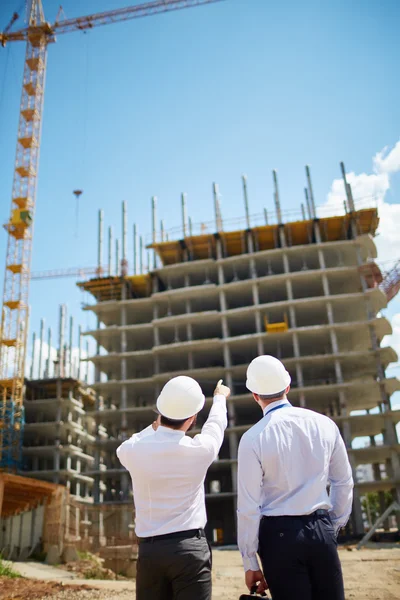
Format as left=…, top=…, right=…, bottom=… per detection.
left=213, top=394, right=226, bottom=403
left=242, top=555, right=260, bottom=572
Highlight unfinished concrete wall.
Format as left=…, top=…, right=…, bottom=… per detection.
left=81, top=208, right=400, bottom=540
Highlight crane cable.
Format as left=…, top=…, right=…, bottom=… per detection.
left=74, top=32, right=90, bottom=238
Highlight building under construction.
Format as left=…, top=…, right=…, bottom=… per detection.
left=74, top=168, right=400, bottom=544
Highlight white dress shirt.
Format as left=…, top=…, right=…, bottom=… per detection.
left=116, top=395, right=227, bottom=538
left=237, top=399, right=353, bottom=572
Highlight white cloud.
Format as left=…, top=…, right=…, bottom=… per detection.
left=324, top=141, right=400, bottom=376
left=323, top=140, right=400, bottom=264
left=374, top=141, right=400, bottom=175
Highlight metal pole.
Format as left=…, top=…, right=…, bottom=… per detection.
left=108, top=226, right=113, bottom=276
left=77, top=325, right=82, bottom=381
left=139, top=236, right=143, bottom=274
left=122, top=201, right=128, bottom=276
left=213, top=183, right=223, bottom=231
left=189, top=217, right=193, bottom=236
left=305, top=165, right=316, bottom=218
left=115, top=239, right=120, bottom=276
left=59, top=305, right=66, bottom=378
left=46, top=327, right=52, bottom=378
left=97, top=209, right=103, bottom=276
left=272, top=170, right=282, bottom=224
left=242, top=174, right=250, bottom=229
left=181, top=193, right=187, bottom=237
left=152, top=196, right=158, bottom=269
left=152, top=196, right=157, bottom=243
left=38, top=318, right=44, bottom=379
left=69, top=316, right=73, bottom=378
left=340, top=161, right=355, bottom=212
left=301, top=204, right=306, bottom=220
left=133, top=224, right=137, bottom=275
left=147, top=250, right=151, bottom=273
left=304, top=188, right=312, bottom=219
left=85, top=340, right=89, bottom=383
left=161, top=220, right=165, bottom=242
left=30, top=331, right=36, bottom=379
left=264, top=208, right=268, bottom=225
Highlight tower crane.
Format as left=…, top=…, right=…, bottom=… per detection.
left=0, top=0, right=224, bottom=470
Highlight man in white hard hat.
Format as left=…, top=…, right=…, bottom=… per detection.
left=237, top=355, right=353, bottom=600
left=116, top=375, right=229, bottom=600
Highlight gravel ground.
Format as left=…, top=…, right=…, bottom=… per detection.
left=2, top=547, right=400, bottom=600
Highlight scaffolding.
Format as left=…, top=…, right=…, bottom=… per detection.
left=0, top=400, right=24, bottom=471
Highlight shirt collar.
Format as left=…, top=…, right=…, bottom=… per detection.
left=156, top=426, right=186, bottom=438
left=263, top=398, right=291, bottom=417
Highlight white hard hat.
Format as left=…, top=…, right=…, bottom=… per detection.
left=246, top=355, right=291, bottom=395
left=156, top=376, right=205, bottom=420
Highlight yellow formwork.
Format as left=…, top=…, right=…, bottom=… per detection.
left=149, top=208, right=379, bottom=267
left=78, top=273, right=151, bottom=302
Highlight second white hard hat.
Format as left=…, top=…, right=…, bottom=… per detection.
left=246, top=355, right=291, bottom=395
left=156, top=375, right=205, bottom=420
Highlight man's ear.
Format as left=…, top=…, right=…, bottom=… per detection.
left=285, top=385, right=290, bottom=394
left=253, top=393, right=260, bottom=403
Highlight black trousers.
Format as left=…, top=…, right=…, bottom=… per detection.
left=136, top=529, right=212, bottom=600
left=258, top=511, right=345, bottom=600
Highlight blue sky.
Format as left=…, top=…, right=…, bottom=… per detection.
left=0, top=0, right=399, bottom=418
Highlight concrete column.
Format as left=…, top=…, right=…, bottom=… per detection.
left=216, top=238, right=223, bottom=261
left=330, top=329, right=339, bottom=354
left=282, top=253, right=290, bottom=274
left=247, top=231, right=254, bottom=254
left=217, top=264, right=224, bottom=286
left=288, top=305, right=296, bottom=329
left=249, top=257, right=257, bottom=279
left=295, top=363, right=304, bottom=389
left=334, top=360, right=343, bottom=384
left=30, top=508, right=36, bottom=550
left=299, top=392, right=306, bottom=408
left=292, top=332, right=300, bottom=357
left=313, top=222, right=322, bottom=244
left=318, top=249, right=326, bottom=269
left=326, top=301, right=334, bottom=324
left=322, top=274, right=330, bottom=296
left=340, top=392, right=364, bottom=535
left=286, top=279, right=293, bottom=301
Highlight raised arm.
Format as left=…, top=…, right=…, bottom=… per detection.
left=191, top=380, right=229, bottom=460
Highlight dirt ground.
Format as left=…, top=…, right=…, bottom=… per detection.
left=2, top=547, right=400, bottom=600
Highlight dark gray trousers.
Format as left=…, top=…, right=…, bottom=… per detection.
left=136, top=529, right=212, bottom=600
left=258, top=511, right=345, bottom=600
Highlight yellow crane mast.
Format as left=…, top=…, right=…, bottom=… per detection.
left=0, top=0, right=224, bottom=471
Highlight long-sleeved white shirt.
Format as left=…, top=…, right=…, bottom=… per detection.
left=116, top=395, right=227, bottom=537
left=237, top=399, right=353, bottom=572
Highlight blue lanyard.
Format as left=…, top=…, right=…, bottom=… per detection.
left=265, top=403, right=290, bottom=417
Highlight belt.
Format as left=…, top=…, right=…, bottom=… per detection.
left=138, top=528, right=206, bottom=543
left=261, top=509, right=329, bottom=520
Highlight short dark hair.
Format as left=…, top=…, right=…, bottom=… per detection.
left=257, top=389, right=286, bottom=401
left=160, top=415, right=187, bottom=429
